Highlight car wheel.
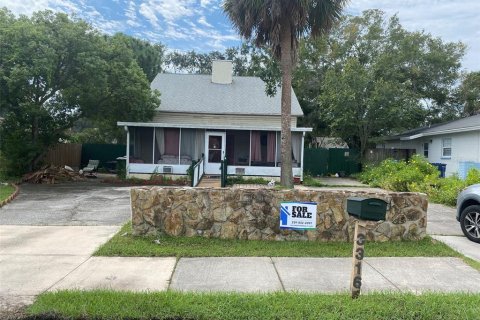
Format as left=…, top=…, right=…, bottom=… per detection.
left=460, top=205, right=480, bottom=243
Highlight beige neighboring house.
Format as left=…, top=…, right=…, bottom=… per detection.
left=379, top=114, right=480, bottom=178
left=118, top=60, right=312, bottom=185
left=311, top=137, right=348, bottom=149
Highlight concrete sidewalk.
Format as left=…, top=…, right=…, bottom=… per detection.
left=45, top=256, right=480, bottom=294
left=2, top=225, right=480, bottom=315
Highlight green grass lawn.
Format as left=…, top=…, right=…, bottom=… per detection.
left=28, top=290, right=480, bottom=320
left=0, top=184, right=15, bottom=202
left=94, top=223, right=459, bottom=258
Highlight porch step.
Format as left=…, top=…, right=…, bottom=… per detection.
left=197, top=176, right=221, bottom=188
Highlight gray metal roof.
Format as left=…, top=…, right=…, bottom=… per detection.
left=150, top=73, right=304, bottom=116
left=388, top=114, right=480, bottom=140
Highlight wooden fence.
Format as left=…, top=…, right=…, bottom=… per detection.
left=43, top=143, right=82, bottom=169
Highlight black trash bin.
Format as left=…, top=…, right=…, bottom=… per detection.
left=431, top=163, right=447, bottom=178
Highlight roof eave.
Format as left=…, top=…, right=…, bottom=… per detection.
left=117, top=121, right=312, bottom=132
left=399, top=126, right=480, bottom=140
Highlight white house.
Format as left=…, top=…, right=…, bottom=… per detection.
left=118, top=60, right=312, bottom=183
left=378, top=114, right=480, bottom=178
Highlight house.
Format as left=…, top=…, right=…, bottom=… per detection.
left=378, top=114, right=480, bottom=177
left=117, top=60, right=312, bottom=183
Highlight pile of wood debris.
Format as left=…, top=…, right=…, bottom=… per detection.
left=23, top=165, right=85, bottom=184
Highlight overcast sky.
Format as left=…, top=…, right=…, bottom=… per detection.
left=1, top=0, right=478, bottom=71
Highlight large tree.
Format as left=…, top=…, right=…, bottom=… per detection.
left=165, top=42, right=281, bottom=95
left=223, top=0, right=347, bottom=187
left=113, top=33, right=165, bottom=82
left=296, top=10, right=465, bottom=157
left=0, top=9, right=159, bottom=175
left=458, top=71, right=480, bottom=116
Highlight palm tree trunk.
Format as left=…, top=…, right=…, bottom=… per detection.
left=280, top=25, right=293, bottom=188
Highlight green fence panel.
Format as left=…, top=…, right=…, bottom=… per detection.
left=328, top=148, right=361, bottom=176
left=81, top=144, right=126, bottom=169
left=304, top=148, right=361, bottom=176
left=304, top=148, right=329, bottom=176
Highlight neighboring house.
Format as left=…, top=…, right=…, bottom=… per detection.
left=378, top=114, right=480, bottom=177
left=311, top=137, right=348, bottom=149
left=117, top=60, right=312, bottom=181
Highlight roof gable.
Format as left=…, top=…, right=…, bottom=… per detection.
left=150, top=73, right=304, bottom=116
left=388, top=114, right=480, bottom=140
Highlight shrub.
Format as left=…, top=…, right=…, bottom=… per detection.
left=359, top=155, right=437, bottom=192
left=359, top=156, right=480, bottom=206
left=226, top=176, right=271, bottom=186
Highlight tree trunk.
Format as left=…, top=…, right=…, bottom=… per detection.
left=280, top=25, right=293, bottom=188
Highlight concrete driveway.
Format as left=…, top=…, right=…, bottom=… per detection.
left=427, top=203, right=479, bottom=261
left=0, top=181, right=131, bottom=225
left=0, top=181, right=131, bottom=315
left=0, top=225, right=120, bottom=314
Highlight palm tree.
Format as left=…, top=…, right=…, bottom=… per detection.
left=223, top=0, right=347, bottom=187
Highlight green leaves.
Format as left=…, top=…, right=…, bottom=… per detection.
left=0, top=9, right=158, bottom=175
left=296, top=10, right=465, bottom=156
left=458, top=71, right=480, bottom=116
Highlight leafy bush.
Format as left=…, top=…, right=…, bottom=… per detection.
left=226, top=176, right=271, bottom=186
left=358, top=155, right=438, bottom=192
left=359, top=156, right=480, bottom=206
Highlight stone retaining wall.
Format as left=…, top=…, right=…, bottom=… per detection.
left=131, top=187, right=428, bottom=242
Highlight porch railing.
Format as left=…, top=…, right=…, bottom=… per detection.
left=220, top=156, right=228, bottom=187
left=192, top=155, right=205, bottom=187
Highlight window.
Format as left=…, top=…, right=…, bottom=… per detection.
left=423, top=142, right=429, bottom=158
left=442, top=138, right=452, bottom=158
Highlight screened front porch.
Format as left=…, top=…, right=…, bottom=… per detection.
left=123, top=125, right=307, bottom=179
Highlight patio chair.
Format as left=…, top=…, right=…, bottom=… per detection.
left=82, top=160, right=100, bottom=177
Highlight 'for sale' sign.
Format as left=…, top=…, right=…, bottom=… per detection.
left=280, top=202, right=317, bottom=230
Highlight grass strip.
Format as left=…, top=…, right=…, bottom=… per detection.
left=0, top=184, right=15, bottom=202
left=94, top=223, right=459, bottom=258
left=28, top=290, right=480, bottom=320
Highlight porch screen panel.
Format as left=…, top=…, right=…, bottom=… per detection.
left=225, top=130, right=249, bottom=165
left=251, top=131, right=262, bottom=162
left=251, top=130, right=276, bottom=166
left=133, top=127, right=154, bottom=163
left=195, top=129, right=205, bottom=160
left=276, top=132, right=281, bottom=164
left=275, top=132, right=302, bottom=167
left=154, top=128, right=165, bottom=163
left=267, top=132, right=276, bottom=162
left=292, top=132, right=302, bottom=167
left=158, top=128, right=179, bottom=165
left=180, top=129, right=196, bottom=165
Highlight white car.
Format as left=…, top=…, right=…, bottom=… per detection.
left=456, top=184, right=480, bottom=243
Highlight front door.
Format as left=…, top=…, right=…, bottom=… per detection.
left=205, top=131, right=226, bottom=175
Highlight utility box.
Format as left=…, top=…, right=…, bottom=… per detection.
left=347, top=197, right=387, bottom=221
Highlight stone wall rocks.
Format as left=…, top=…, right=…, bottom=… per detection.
left=131, top=187, right=428, bottom=242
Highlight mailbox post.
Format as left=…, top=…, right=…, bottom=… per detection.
left=346, top=197, right=388, bottom=299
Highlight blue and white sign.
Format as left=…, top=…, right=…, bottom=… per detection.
left=280, top=202, right=317, bottom=230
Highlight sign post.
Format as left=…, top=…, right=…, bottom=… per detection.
left=350, top=220, right=366, bottom=299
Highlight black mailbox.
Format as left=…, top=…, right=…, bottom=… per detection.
left=347, top=197, right=387, bottom=221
